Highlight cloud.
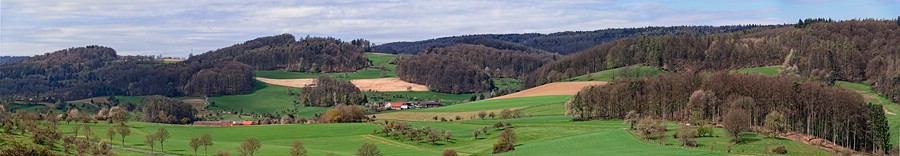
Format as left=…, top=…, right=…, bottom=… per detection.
left=1, top=0, right=898, bottom=57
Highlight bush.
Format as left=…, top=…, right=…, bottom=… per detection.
left=771, top=145, right=787, bottom=154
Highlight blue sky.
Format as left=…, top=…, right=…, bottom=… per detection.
left=1, top=0, right=898, bottom=57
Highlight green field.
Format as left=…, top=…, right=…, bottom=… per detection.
left=406, top=95, right=570, bottom=114
left=363, top=91, right=474, bottom=105
left=493, top=78, right=522, bottom=90
left=566, top=65, right=666, bottom=82
left=255, top=52, right=398, bottom=80
left=207, top=81, right=328, bottom=118
left=734, top=66, right=783, bottom=76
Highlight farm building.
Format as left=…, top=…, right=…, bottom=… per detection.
left=385, top=102, right=411, bottom=110
left=416, top=101, right=443, bottom=108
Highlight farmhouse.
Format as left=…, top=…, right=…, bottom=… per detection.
left=385, top=102, right=411, bottom=110
left=416, top=101, right=443, bottom=108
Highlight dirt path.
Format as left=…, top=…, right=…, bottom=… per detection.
left=490, top=81, right=607, bottom=100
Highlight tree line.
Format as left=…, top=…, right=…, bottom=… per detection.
left=566, top=72, right=891, bottom=153
left=298, top=76, right=365, bottom=107
left=185, top=34, right=369, bottom=73
left=396, top=44, right=557, bottom=94
left=526, top=19, right=900, bottom=104
left=374, top=25, right=768, bottom=55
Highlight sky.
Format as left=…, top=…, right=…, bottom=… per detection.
left=2, top=0, right=899, bottom=57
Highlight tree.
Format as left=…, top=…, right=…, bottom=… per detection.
left=216, top=151, right=231, bottom=156
left=442, top=149, right=458, bottom=156
left=869, top=104, right=892, bottom=153
left=477, top=111, right=487, bottom=120
left=677, top=125, right=697, bottom=147
left=156, top=127, right=170, bottom=151
left=145, top=133, right=157, bottom=153
left=624, top=110, right=640, bottom=130
left=427, top=131, right=441, bottom=144
left=200, top=133, right=214, bottom=156
left=763, top=111, right=785, bottom=137
left=488, top=112, right=496, bottom=119
left=724, top=108, right=751, bottom=143
left=289, top=140, right=307, bottom=156
left=62, top=136, right=75, bottom=155
left=444, top=131, right=453, bottom=140
left=117, top=122, right=131, bottom=146
left=190, top=137, right=201, bottom=156
left=82, top=124, right=93, bottom=141
left=106, top=127, right=116, bottom=142
left=492, top=128, right=516, bottom=153
left=108, top=106, right=129, bottom=123
left=357, top=143, right=382, bottom=156
left=472, top=129, right=481, bottom=139
left=239, top=137, right=261, bottom=156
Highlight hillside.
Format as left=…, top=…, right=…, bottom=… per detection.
left=185, top=34, right=369, bottom=72
left=0, top=56, right=30, bottom=65
left=396, top=44, right=558, bottom=94
left=525, top=20, right=900, bottom=103
left=374, top=25, right=770, bottom=55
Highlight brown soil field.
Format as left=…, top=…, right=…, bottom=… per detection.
left=255, top=77, right=317, bottom=88
left=490, top=81, right=607, bottom=100
left=350, top=78, right=428, bottom=92
left=256, top=77, right=428, bottom=92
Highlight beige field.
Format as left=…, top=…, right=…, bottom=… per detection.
left=490, top=81, right=607, bottom=100
left=350, top=78, right=428, bottom=92
left=255, top=77, right=428, bottom=92
left=255, top=77, right=317, bottom=87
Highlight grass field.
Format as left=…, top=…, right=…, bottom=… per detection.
left=565, top=65, right=666, bottom=82
left=376, top=95, right=570, bottom=121
left=493, top=78, right=522, bottom=90
left=207, top=81, right=328, bottom=118
left=734, top=66, right=783, bottom=76
left=363, top=91, right=474, bottom=105
left=255, top=52, right=398, bottom=80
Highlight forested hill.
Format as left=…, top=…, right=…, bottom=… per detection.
left=525, top=19, right=900, bottom=103
left=0, top=56, right=31, bottom=65
left=373, top=25, right=770, bottom=55
left=0, top=45, right=255, bottom=101
left=397, top=44, right=558, bottom=94
left=185, top=34, right=369, bottom=72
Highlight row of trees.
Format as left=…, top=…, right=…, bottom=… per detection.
left=297, top=76, right=364, bottom=107
left=374, top=25, right=767, bottom=55
left=140, top=96, right=196, bottom=124
left=526, top=20, right=900, bottom=104
left=566, top=72, right=891, bottom=153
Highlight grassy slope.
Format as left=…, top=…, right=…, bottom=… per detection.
left=734, top=66, right=783, bottom=76
left=255, top=52, right=398, bottom=80
left=362, top=91, right=474, bottom=105
left=405, top=95, right=570, bottom=115
left=493, top=78, right=522, bottom=90
left=207, top=81, right=328, bottom=118
left=565, top=65, right=666, bottom=82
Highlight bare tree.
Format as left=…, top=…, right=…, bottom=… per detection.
left=239, top=137, right=261, bottom=156
left=442, top=149, right=458, bottom=156
left=724, top=108, right=750, bottom=143
left=492, top=128, right=516, bottom=154
left=190, top=137, right=201, bottom=156
left=156, top=127, right=170, bottom=151
left=357, top=143, right=382, bottom=156
left=763, top=111, right=785, bottom=137
left=200, top=133, right=214, bottom=156
left=117, top=122, right=130, bottom=146
left=289, top=140, right=307, bottom=156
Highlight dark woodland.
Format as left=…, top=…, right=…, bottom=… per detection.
left=567, top=72, right=892, bottom=153
left=396, top=44, right=556, bottom=94
left=374, top=25, right=768, bottom=55
left=298, top=76, right=364, bottom=107
left=526, top=19, right=900, bottom=103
